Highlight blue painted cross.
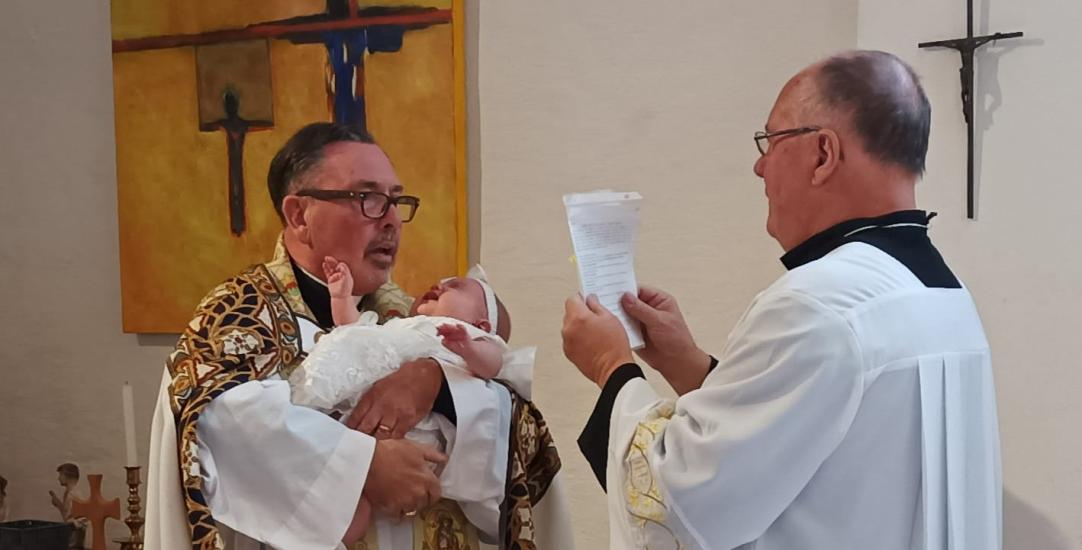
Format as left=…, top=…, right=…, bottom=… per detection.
left=285, top=3, right=447, bottom=131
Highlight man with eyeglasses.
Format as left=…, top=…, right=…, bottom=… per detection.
left=146, top=123, right=571, bottom=549
left=563, top=50, right=1001, bottom=549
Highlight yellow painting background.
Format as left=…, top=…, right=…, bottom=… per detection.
left=111, top=0, right=464, bottom=333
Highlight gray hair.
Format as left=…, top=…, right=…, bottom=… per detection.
left=812, top=50, right=931, bottom=175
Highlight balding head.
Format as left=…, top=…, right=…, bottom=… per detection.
left=754, top=50, right=927, bottom=251
left=805, top=50, right=931, bottom=175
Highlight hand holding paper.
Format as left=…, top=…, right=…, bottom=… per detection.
left=561, top=293, right=635, bottom=387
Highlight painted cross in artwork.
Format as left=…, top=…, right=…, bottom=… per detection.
left=111, top=0, right=466, bottom=333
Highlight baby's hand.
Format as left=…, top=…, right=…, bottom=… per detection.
left=437, top=323, right=469, bottom=343
left=438, top=324, right=502, bottom=379
left=323, top=256, right=354, bottom=299
left=438, top=323, right=474, bottom=359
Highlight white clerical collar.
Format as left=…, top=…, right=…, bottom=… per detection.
left=781, top=210, right=933, bottom=270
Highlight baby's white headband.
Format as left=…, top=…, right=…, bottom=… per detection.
left=467, top=265, right=499, bottom=335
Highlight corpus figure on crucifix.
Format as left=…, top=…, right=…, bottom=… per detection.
left=196, top=40, right=275, bottom=237
left=918, top=0, right=1023, bottom=218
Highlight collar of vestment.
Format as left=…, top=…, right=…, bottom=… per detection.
left=264, top=234, right=318, bottom=321
left=291, top=260, right=337, bottom=330
left=290, top=258, right=387, bottom=331
left=270, top=234, right=414, bottom=329
left=779, top=209, right=960, bottom=289
left=781, top=210, right=933, bottom=270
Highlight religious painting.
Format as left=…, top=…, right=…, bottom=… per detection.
left=111, top=0, right=467, bottom=333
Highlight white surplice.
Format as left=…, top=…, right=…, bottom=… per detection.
left=605, top=242, right=1001, bottom=550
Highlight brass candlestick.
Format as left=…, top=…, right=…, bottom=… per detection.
left=117, top=466, right=144, bottom=550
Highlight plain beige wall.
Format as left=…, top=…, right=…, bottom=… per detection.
left=475, top=1, right=856, bottom=546
left=0, top=0, right=174, bottom=542
left=858, top=1, right=1082, bottom=548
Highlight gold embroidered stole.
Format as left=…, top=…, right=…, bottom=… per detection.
left=500, top=392, right=561, bottom=550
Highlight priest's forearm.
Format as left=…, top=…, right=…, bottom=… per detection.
left=341, top=497, right=372, bottom=545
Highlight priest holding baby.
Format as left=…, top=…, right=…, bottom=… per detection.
left=146, top=122, right=573, bottom=550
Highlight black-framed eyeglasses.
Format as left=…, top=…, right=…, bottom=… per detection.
left=754, top=126, right=821, bottom=155
left=294, top=189, right=420, bottom=223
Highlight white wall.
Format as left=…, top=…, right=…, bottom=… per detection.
left=857, top=1, right=1082, bottom=548
left=0, top=0, right=174, bottom=541
left=476, top=2, right=856, bottom=546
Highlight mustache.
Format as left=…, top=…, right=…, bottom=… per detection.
left=365, top=232, right=399, bottom=252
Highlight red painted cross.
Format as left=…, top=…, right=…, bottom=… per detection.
left=70, top=474, right=121, bottom=550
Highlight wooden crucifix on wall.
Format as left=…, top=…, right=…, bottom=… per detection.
left=918, top=0, right=1022, bottom=219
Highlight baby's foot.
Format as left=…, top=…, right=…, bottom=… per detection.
left=323, top=256, right=354, bottom=299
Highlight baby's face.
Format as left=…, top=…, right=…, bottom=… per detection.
left=414, top=277, right=487, bottom=323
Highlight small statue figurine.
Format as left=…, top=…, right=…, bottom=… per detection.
left=49, top=463, right=88, bottom=549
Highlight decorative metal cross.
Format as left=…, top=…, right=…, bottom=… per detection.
left=70, top=474, right=121, bottom=550
left=918, top=0, right=1022, bottom=219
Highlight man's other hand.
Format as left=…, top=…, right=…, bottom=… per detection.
left=561, top=294, right=634, bottom=387
left=621, top=286, right=711, bottom=395
left=363, top=439, right=445, bottom=518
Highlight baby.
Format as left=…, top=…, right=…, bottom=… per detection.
left=290, top=257, right=525, bottom=415
left=288, top=257, right=533, bottom=541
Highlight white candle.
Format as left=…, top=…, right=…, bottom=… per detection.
left=123, top=382, right=138, bottom=466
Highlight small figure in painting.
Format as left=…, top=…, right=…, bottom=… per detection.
left=434, top=514, right=464, bottom=550
left=49, top=463, right=87, bottom=549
